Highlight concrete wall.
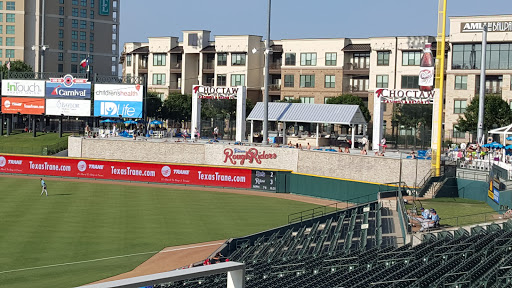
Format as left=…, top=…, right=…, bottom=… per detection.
left=69, top=137, right=431, bottom=185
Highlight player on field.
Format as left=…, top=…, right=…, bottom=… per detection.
left=40, top=178, right=48, bottom=196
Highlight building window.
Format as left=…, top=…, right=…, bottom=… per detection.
left=58, top=41, right=64, bottom=50
left=453, top=126, right=466, bottom=138
left=89, top=43, right=93, bottom=52
left=58, top=29, right=64, bottom=38
left=5, top=25, right=13, bottom=34
left=376, top=75, right=389, bottom=88
left=454, top=75, right=468, bottom=90
left=5, top=48, right=13, bottom=58
left=72, top=0, right=78, bottom=4
left=0, top=14, right=3, bottom=22
left=71, top=53, right=78, bottom=62
left=71, top=42, right=78, bottom=50
left=80, top=20, right=86, bottom=29
left=454, top=100, right=467, bottom=114
left=188, top=33, right=198, bottom=46
left=59, top=18, right=64, bottom=27
left=325, top=53, right=337, bottom=66
left=90, top=32, right=94, bottom=41
left=90, top=22, right=94, bottom=30
left=80, top=31, right=86, bottom=40
left=300, top=97, right=314, bottom=104
left=0, top=26, right=3, bottom=34
left=153, top=54, right=166, bottom=66
left=81, top=0, right=87, bottom=6
left=217, top=53, right=227, bottom=66
left=0, top=38, right=3, bottom=46
left=217, top=74, right=226, bottom=86
left=0, top=2, right=3, bottom=9
left=402, top=51, right=421, bottom=66
left=324, top=97, right=333, bottom=104
left=231, top=53, right=246, bottom=66
left=152, top=74, right=166, bottom=85
left=401, top=75, right=419, bottom=89
left=80, top=9, right=86, bottom=18
left=452, top=43, right=512, bottom=70
left=72, top=19, right=78, bottom=28
left=377, top=51, right=390, bottom=66
left=5, top=37, right=13, bottom=46
left=285, top=53, right=296, bottom=65
left=58, top=52, right=64, bottom=61
left=126, top=54, right=132, bottom=66
left=6, top=1, right=14, bottom=10
left=58, top=64, right=63, bottom=72
left=59, top=0, right=64, bottom=4
left=59, top=6, right=64, bottom=16
left=300, top=53, right=317, bottom=66
left=284, top=96, right=294, bottom=102
left=80, top=42, right=86, bottom=51
left=71, top=64, right=77, bottom=73
left=6, top=13, right=14, bottom=22
left=325, top=75, right=335, bottom=88
left=72, top=8, right=78, bottom=17
left=90, top=0, right=94, bottom=7
left=300, top=75, right=315, bottom=88
left=284, top=75, right=294, bottom=87
left=90, top=10, right=94, bottom=19
left=231, top=74, right=245, bottom=86
left=71, top=30, right=78, bottom=39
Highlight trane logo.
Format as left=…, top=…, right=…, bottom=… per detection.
left=173, top=169, right=190, bottom=175
left=88, top=164, right=104, bottom=170
left=51, top=85, right=87, bottom=97
left=8, top=160, right=22, bottom=165
left=7, top=82, right=42, bottom=94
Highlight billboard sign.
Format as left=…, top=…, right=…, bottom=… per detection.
left=192, top=85, right=244, bottom=100
left=94, top=84, right=143, bottom=101
left=375, top=89, right=437, bottom=104
left=461, top=22, right=512, bottom=33
left=94, top=100, right=142, bottom=118
left=99, top=0, right=110, bottom=15
left=45, top=99, right=91, bottom=116
left=46, top=74, right=91, bottom=99
left=1, top=80, right=46, bottom=97
left=1, top=97, right=45, bottom=114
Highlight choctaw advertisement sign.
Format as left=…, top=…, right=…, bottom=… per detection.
left=375, top=89, right=437, bottom=104
left=192, top=85, right=245, bottom=100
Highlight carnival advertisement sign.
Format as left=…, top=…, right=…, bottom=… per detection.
left=375, top=89, right=437, bottom=104
left=192, top=85, right=245, bottom=100
left=46, top=74, right=91, bottom=99
left=45, top=99, right=91, bottom=116
left=1, top=80, right=46, bottom=97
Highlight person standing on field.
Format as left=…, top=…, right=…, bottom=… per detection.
left=40, top=178, right=48, bottom=196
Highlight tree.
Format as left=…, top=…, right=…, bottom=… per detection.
left=326, top=94, right=371, bottom=122
left=161, top=93, right=192, bottom=122
left=0, top=60, right=33, bottom=74
left=145, top=91, right=163, bottom=118
left=277, top=98, right=301, bottom=103
left=394, top=104, right=433, bottom=129
left=456, top=94, right=512, bottom=133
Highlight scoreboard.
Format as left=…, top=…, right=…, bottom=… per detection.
left=251, top=170, right=277, bottom=191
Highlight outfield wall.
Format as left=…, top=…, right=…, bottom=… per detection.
left=68, top=137, right=431, bottom=186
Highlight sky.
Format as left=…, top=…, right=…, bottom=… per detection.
left=119, top=0, right=511, bottom=47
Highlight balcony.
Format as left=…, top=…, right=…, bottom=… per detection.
left=347, top=85, right=368, bottom=95
left=203, top=62, right=215, bottom=74
left=268, top=84, right=281, bottom=95
left=269, top=61, right=282, bottom=74
left=138, top=61, right=148, bottom=73
left=343, top=63, right=370, bottom=75
left=169, top=82, right=181, bottom=93
left=170, top=62, right=182, bottom=73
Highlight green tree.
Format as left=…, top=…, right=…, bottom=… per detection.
left=394, top=104, right=433, bottom=129
left=277, top=98, right=301, bottom=103
left=0, top=60, right=33, bottom=74
left=326, top=94, right=371, bottom=122
left=145, top=91, right=163, bottom=118
left=456, top=94, right=512, bottom=133
left=161, top=93, right=192, bottom=122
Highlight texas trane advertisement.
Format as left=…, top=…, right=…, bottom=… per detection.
left=93, top=84, right=143, bottom=118
left=1, top=80, right=46, bottom=97
left=45, top=74, right=91, bottom=99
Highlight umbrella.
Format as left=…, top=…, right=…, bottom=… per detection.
left=136, top=119, right=146, bottom=124
left=505, top=145, right=512, bottom=149
left=490, top=142, right=504, bottom=149
left=150, top=120, right=163, bottom=125
left=507, top=136, right=512, bottom=141
left=100, top=119, right=114, bottom=123
left=115, top=119, right=124, bottom=123
left=124, top=120, right=137, bottom=125
left=482, top=143, right=491, bottom=148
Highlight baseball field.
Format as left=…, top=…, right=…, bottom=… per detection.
left=0, top=176, right=323, bottom=288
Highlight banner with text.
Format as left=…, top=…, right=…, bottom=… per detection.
left=45, top=99, right=91, bottom=116
left=0, top=155, right=252, bottom=189
left=93, top=84, right=143, bottom=118
left=1, top=97, right=45, bottom=114
left=46, top=74, right=91, bottom=99
left=375, top=88, right=437, bottom=104
left=1, top=80, right=46, bottom=97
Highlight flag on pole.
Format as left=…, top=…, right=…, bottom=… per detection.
left=6, top=58, right=11, bottom=71
left=80, top=57, right=89, bottom=69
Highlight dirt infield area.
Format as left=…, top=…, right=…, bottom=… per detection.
left=0, top=174, right=340, bottom=284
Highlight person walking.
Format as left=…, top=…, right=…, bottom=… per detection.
left=213, top=127, right=219, bottom=140
left=40, top=178, right=48, bottom=196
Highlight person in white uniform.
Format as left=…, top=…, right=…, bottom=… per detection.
left=40, top=178, right=48, bottom=196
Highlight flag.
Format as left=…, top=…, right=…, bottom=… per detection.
left=80, top=57, right=89, bottom=68
left=6, top=58, right=10, bottom=71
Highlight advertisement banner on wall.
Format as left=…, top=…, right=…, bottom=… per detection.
left=45, top=99, right=91, bottom=116
left=46, top=74, right=91, bottom=99
left=0, top=155, right=253, bottom=189
left=93, top=100, right=143, bottom=118
left=1, top=97, right=45, bottom=114
left=94, top=84, right=143, bottom=101
left=1, top=80, right=46, bottom=97
left=375, top=88, right=437, bottom=104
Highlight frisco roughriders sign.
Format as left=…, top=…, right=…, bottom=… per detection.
left=223, top=148, right=277, bottom=165
left=375, top=89, right=436, bottom=104
left=192, top=85, right=244, bottom=99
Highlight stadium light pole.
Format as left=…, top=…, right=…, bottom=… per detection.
left=477, top=25, right=488, bottom=144
left=262, top=0, right=271, bottom=145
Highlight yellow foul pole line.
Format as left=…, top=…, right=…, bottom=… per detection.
left=434, top=0, right=447, bottom=176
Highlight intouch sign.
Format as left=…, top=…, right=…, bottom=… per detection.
left=1, top=80, right=46, bottom=97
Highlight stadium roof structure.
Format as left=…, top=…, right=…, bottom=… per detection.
left=247, top=102, right=367, bottom=126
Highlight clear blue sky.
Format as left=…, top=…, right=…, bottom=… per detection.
left=120, top=0, right=510, bottom=45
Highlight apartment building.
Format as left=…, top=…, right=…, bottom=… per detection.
left=121, top=14, right=512, bottom=140
left=4, top=0, right=119, bottom=75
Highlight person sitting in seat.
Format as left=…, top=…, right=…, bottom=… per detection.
left=420, top=210, right=439, bottom=232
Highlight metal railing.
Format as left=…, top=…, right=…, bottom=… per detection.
left=268, top=84, right=281, bottom=91
left=456, top=170, right=489, bottom=182
left=5, top=71, right=87, bottom=80
left=287, top=193, right=377, bottom=224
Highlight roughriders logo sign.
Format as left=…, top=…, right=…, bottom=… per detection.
left=224, top=148, right=277, bottom=165
left=375, top=89, right=436, bottom=104
left=192, top=85, right=244, bottom=100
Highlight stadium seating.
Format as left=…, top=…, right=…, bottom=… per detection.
left=155, top=205, right=512, bottom=288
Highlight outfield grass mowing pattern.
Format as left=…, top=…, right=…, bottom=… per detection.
left=0, top=177, right=320, bottom=288
left=0, top=132, right=69, bottom=155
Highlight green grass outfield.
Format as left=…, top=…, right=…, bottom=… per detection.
left=0, top=132, right=70, bottom=155
left=0, top=177, right=321, bottom=288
